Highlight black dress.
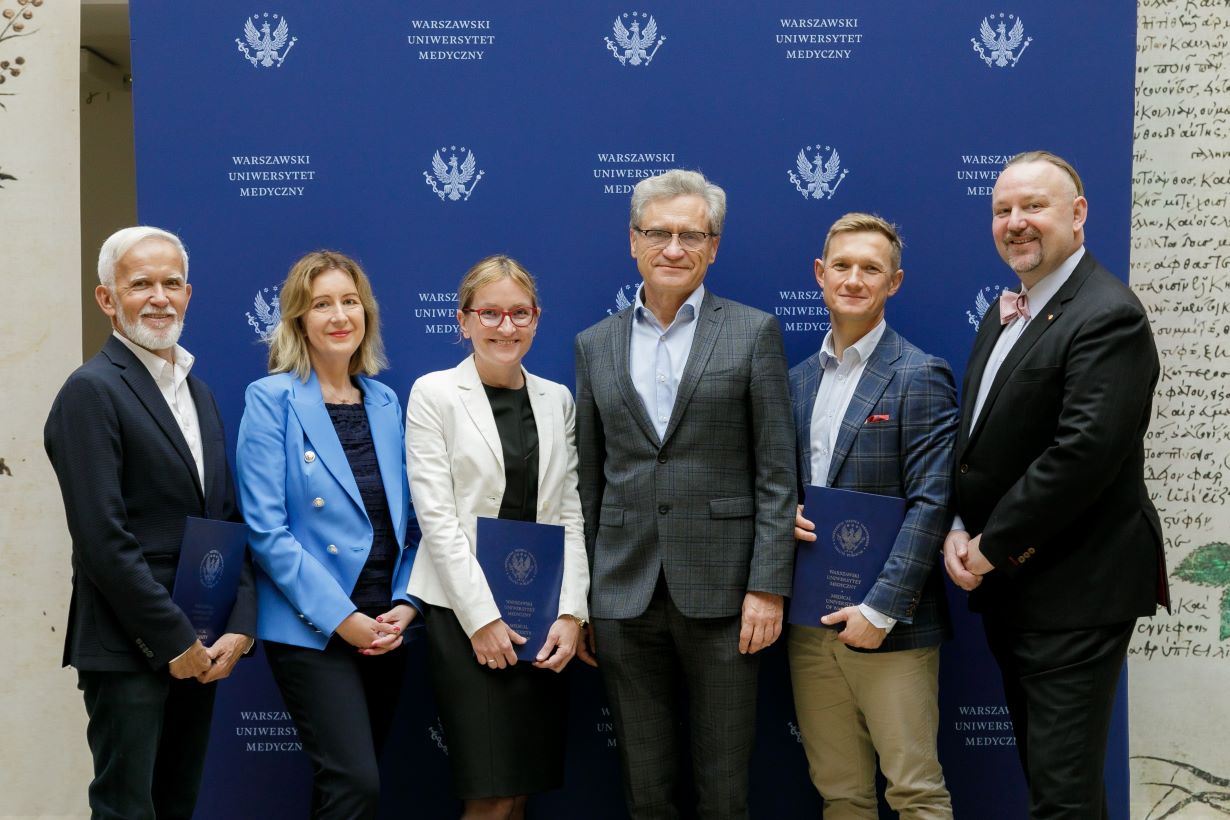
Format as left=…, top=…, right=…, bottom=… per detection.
left=425, top=383, right=569, bottom=799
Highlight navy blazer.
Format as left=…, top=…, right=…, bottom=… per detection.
left=236, top=371, right=418, bottom=649
left=45, top=335, right=256, bottom=671
left=790, top=325, right=957, bottom=651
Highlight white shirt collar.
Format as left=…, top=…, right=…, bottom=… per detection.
left=1018, top=246, right=1085, bottom=316
left=818, top=319, right=887, bottom=369
left=634, top=283, right=706, bottom=328
left=112, top=329, right=195, bottom=379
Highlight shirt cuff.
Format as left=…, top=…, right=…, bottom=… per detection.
left=168, top=641, right=197, bottom=666
left=950, top=515, right=967, bottom=533
left=858, top=603, right=897, bottom=634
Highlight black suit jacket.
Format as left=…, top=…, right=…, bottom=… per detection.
left=45, top=335, right=256, bottom=672
left=953, top=251, right=1168, bottom=629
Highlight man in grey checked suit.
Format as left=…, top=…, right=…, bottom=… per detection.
left=575, top=169, right=796, bottom=819
left=790, top=214, right=956, bottom=818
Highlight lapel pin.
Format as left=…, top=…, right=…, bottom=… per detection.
left=1047, top=314, right=1054, bottom=321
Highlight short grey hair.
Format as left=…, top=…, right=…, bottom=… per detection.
left=629, top=169, right=727, bottom=235
left=98, top=226, right=189, bottom=289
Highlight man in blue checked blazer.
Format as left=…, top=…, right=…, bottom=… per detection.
left=790, top=213, right=957, bottom=818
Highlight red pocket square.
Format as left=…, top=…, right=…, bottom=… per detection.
left=865, top=414, right=890, bottom=424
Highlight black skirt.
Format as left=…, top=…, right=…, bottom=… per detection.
left=424, top=604, right=568, bottom=799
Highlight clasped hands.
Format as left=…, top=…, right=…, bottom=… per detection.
left=943, top=530, right=994, bottom=591
left=335, top=604, right=417, bottom=656
left=168, top=632, right=254, bottom=683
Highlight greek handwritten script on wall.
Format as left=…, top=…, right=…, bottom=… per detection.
left=1129, top=1, right=1230, bottom=816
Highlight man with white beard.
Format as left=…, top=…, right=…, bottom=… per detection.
left=45, top=226, right=255, bottom=820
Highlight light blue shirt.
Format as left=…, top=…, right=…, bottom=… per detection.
left=629, top=283, right=706, bottom=440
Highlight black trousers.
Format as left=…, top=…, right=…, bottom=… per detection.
left=983, top=618, right=1136, bottom=820
left=264, top=637, right=408, bottom=820
left=77, top=668, right=217, bottom=820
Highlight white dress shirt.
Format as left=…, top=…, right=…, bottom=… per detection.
left=969, top=247, right=1084, bottom=428
left=629, top=284, right=705, bottom=439
left=113, top=330, right=205, bottom=488
left=808, top=321, right=896, bottom=632
left=952, top=246, right=1085, bottom=537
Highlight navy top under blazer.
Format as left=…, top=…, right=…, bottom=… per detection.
left=236, top=370, right=419, bottom=649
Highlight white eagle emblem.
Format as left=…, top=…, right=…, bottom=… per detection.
left=505, top=549, right=538, bottom=586
left=605, top=12, right=666, bottom=66
left=424, top=147, right=485, bottom=201
left=832, top=520, right=870, bottom=558
left=246, top=287, right=281, bottom=341
left=236, top=14, right=298, bottom=68
left=789, top=145, right=849, bottom=200
left=967, top=285, right=1004, bottom=329
left=607, top=283, right=637, bottom=316
left=972, top=14, right=1032, bottom=68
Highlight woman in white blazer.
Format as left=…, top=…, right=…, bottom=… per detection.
left=406, top=255, right=590, bottom=820
left=236, top=251, right=418, bottom=820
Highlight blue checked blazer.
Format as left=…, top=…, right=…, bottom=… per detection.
left=790, top=324, right=957, bottom=651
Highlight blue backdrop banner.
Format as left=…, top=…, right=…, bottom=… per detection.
left=129, top=3, right=1136, bottom=817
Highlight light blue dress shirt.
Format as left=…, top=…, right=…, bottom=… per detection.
left=629, top=283, right=706, bottom=440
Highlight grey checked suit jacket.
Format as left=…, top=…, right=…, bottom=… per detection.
left=575, top=290, right=797, bottom=620
left=790, top=325, right=956, bottom=651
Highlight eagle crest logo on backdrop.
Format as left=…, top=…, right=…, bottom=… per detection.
left=425, top=147, right=485, bottom=201
left=966, top=284, right=1004, bottom=329
left=608, top=284, right=638, bottom=315
left=972, top=14, right=1032, bottom=68
left=246, top=286, right=281, bottom=341
left=789, top=145, right=849, bottom=200
left=236, top=13, right=297, bottom=68
left=605, top=12, right=666, bottom=66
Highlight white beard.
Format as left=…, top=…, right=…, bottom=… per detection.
left=116, top=304, right=184, bottom=351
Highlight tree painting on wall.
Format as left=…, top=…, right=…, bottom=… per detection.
left=1, top=0, right=47, bottom=186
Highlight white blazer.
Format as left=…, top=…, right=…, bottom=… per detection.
left=406, top=355, right=589, bottom=637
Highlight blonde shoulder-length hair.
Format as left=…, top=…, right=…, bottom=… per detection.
left=267, top=250, right=388, bottom=380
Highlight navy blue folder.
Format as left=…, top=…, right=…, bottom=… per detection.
left=172, top=516, right=249, bottom=644
left=789, top=485, right=906, bottom=627
left=476, top=516, right=565, bottom=662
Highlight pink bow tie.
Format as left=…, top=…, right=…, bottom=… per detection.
left=999, top=290, right=1031, bottom=325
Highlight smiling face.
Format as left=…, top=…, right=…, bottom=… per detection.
left=302, top=268, right=365, bottom=370
left=458, top=276, right=538, bottom=386
left=95, top=237, right=191, bottom=363
left=991, top=160, right=1087, bottom=287
left=630, top=194, right=720, bottom=310
left=816, top=230, right=903, bottom=340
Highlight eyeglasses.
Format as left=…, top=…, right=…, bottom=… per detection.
left=633, top=227, right=718, bottom=252
left=461, top=306, right=539, bottom=328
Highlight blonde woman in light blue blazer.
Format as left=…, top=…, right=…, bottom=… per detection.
left=237, top=250, right=418, bottom=820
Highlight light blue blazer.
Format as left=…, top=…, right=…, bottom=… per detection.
left=236, top=371, right=417, bottom=649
